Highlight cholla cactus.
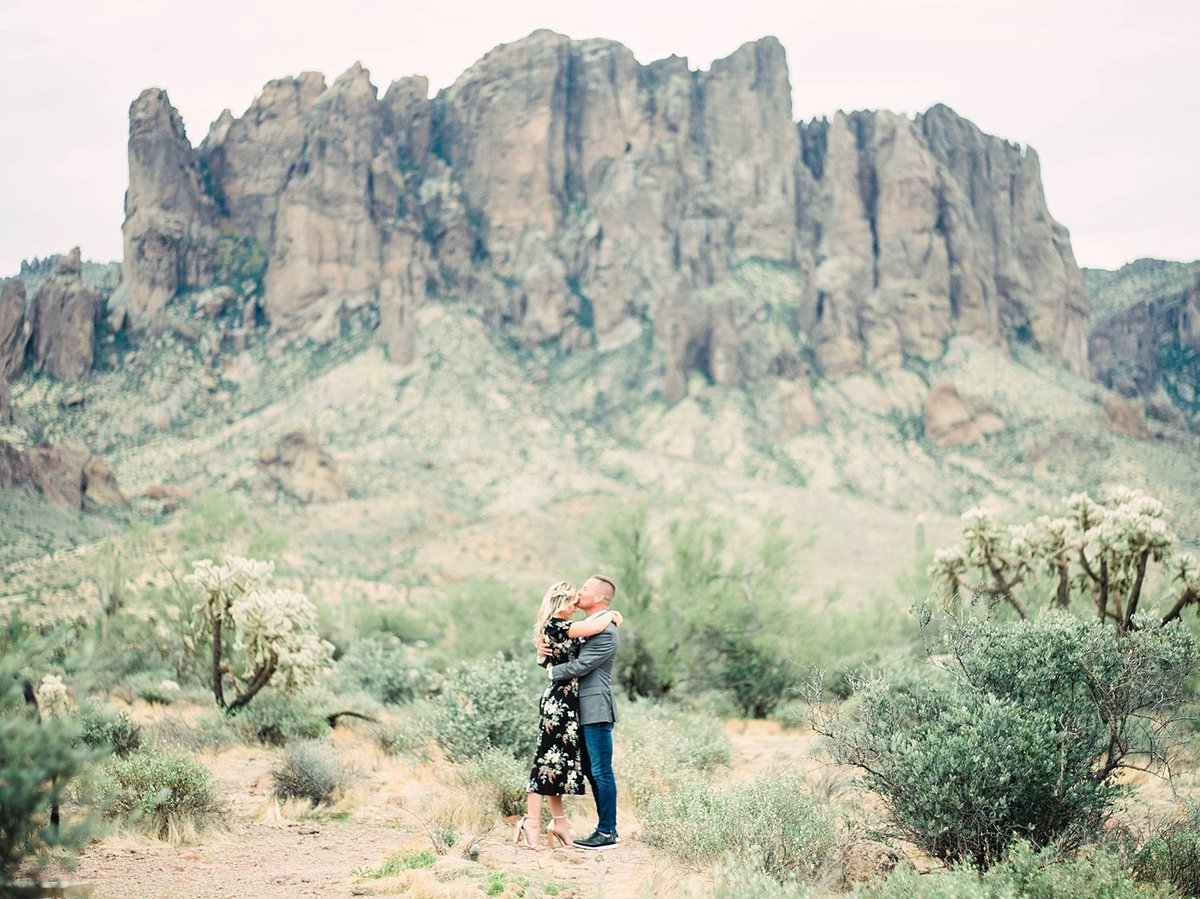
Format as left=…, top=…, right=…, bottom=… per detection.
left=185, top=555, right=329, bottom=711
left=34, top=674, right=71, bottom=718
left=929, top=487, right=1196, bottom=631
left=229, top=590, right=333, bottom=696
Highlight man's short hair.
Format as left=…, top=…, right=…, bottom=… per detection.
left=590, top=575, right=617, bottom=599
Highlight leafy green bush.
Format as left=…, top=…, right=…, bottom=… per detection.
left=0, top=669, right=99, bottom=881
left=640, top=773, right=837, bottom=884
left=229, top=689, right=330, bottom=746
left=74, top=697, right=142, bottom=757
left=456, top=748, right=528, bottom=818
left=98, top=746, right=224, bottom=841
left=271, top=741, right=349, bottom=806
left=852, top=842, right=1172, bottom=898
left=822, top=611, right=1200, bottom=869
left=1134, top=803, right=1200, bottom=897
left=337, top=637, right=437, bottom=705
left=618, top=702, right=731, bottom=809
left=427, top=656, right=539, bottom=761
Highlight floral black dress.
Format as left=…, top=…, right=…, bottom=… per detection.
left=527, top=617, right=586, bottom=795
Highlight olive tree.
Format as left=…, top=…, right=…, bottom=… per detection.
left=929, top=487, right=1199, bottom=631
left=185, top=556, right=333, bottom=712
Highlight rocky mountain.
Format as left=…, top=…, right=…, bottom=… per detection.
left=1087, top=260, right=1200, bottom=429
left=101, top=30, right=1089, bottom=404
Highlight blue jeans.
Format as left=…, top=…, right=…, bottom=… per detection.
left=580, top=722, right=617, bottom=835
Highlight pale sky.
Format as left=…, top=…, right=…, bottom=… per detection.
left=2, top=0, right=1197, bottom=275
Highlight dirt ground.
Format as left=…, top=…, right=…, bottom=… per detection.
left=71, top=718, right=821, bottom=899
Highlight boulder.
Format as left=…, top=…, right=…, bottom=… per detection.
left=1103, top=394, right=1151, bottom=440
left=925, top=381, right=986, bottom=446
left=0, top=440, right=126, bottom=509
left=257, top=430, right=347, bottom=502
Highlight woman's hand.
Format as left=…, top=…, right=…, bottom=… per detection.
left=611, top=611, right=624, bottom=627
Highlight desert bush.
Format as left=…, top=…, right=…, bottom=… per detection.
left=456, top=748, right=528, bottom=818
left=229, top=689, right=330, bottom=746
left=185, top=555, right=334, bottom=712
left=143, top=711, right=237, bottom=753
left=97, top=746, right=224, bottom=841
left=0, top=668, right=99, bottom=881
left=707, top=849, right=816, bottom=898
left=271, top=740, right=349, bottom=806
left=820, top=610, right=1200, bottom=869
left=852, top=842, right=1172, bottom=898
left=640, top=772, right=837, bottom=883
left=427, top=656, right=539, bottom=761
left=74, top=697, right=142, bottom=757
left=618, top=702, right=731, bottom=809
left=1134, top=802, right=1200, bottom=897
left=126, top=671, right=183, bottom=705
left=337, top=637, right=438, bottom=705
left=370, top=720, right=430, bottom=759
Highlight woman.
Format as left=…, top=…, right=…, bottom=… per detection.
left=517, top=580, right=622, bottom=850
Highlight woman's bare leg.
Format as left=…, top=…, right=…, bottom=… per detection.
left=546, top=795, right=571, bottom=845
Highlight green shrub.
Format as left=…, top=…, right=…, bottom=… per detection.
left=271, top=741, right=349, bottom=806
left=0, top=669, right=99, bottom=881
left=230, top=690, right=330, bottom=746
left=427, top=656, right=540, bottom=761
left=852, top=842, right=1172, bottom=898
left=370, top=721, right=430, bottom=760
left=618, top=702, right=731, bottom=810
left=74, top=697, right=142, bottom=757
left=337, top=637, right=437, bottom=705
left=98, top=746, right=224, bottom=840
left=641, top=773, right=837, bottom=884
left=1134, top=803, right=1200, bottom=897
left=456, top=748, right=528, bottom=818
left=823, top=611, right=1199, bottom=869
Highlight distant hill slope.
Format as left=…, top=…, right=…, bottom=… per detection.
left=1084, top=258, right=1200, bottom=323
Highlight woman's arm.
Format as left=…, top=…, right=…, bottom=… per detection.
left=567, top=610, right=623, bottom=638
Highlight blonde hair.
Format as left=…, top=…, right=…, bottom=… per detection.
left=533, top=580, right=577, bottom=643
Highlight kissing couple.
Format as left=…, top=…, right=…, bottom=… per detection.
left=517, top=575, right=622, bottom=851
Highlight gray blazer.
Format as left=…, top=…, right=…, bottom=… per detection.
left=549, top=623, right=619, bottom=725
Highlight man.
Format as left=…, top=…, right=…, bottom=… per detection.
left=542, top=574, right=620, bottom=849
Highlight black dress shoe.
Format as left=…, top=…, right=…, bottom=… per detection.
left=572, top=831, right=618, bottom=850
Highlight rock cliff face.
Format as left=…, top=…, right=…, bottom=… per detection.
left=112, top=30, right=1091, bottom=395
left=1090, top=273, right=1200, bottom=427
left=109, top=89, right=219, bottom=332
left=0, top=277, right=28, bottom=381
left=28, top=248, right=98, bottom=382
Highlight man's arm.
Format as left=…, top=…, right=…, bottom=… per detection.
left=548, top=629, right=616, bottom=682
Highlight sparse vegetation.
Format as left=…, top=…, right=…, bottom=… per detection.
left=426, top=656, right=540, bottom=761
